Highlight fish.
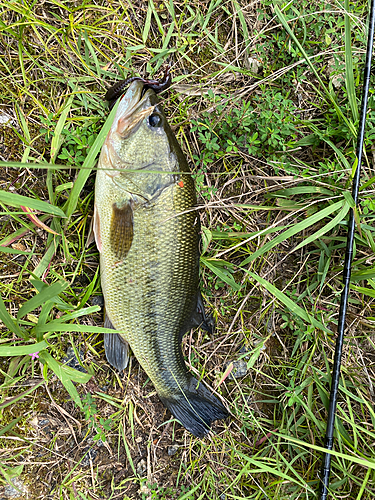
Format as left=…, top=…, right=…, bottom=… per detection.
left=93, top=79, right=228, bottom=437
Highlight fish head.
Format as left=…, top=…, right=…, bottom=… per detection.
left=100, top=81, right=188, bottom=190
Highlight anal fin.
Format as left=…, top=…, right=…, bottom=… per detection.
left=179, top=290, right=215, bottom=341
left=104, top=314, right=129, bottom=371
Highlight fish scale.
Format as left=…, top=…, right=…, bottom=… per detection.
left=94, top=80, right=228, bottom=436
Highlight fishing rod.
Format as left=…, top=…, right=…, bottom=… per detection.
left=319, top=1, right=375, bottom=498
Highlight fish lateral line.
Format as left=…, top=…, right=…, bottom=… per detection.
left=97, top=166, right=190, bottom=175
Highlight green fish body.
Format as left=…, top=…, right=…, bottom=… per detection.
left=94, top=81, right=228, bottom=436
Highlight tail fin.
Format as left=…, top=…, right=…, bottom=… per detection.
left=159, top=378, right=228, bottom=438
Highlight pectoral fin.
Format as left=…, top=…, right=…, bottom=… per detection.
left=110, top=201, right=133, bottom=259
left=104, top=315, right=129, bottom=371
left=91, top=203, right=101, bottom=251
left=86, top=217, right=95, bottom=248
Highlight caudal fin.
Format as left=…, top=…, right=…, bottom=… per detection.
left=159, top=378, right=228, bottom=438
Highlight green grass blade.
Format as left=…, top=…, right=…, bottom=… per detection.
left=231, top=450, right=314, bottom=492
left=0, top=379, right=45, bottom=411
left=33, top=322, right=122, bottom=335
left=0, top=161, right=52, bottom=170
left=345, top=0, right=359, bottom=122
left=57, top=306, right=100, bottom=322
left=272, top=186, right=335, bottom=197
left=39, top=351, right=90, bottom=409
left=241, top=200, right=344, bottom=265
left=14, top=104, right=31, bottom=162
left=274, top=6, right=356, bottom=138
left=120, top=424, right=137, bottom=475
left=274, top=433, right=375, bottom=469
left=233, top=1, right=250, bottom=56
left=0, top=296, right=21, bottom=335
left=143, top=1, right=152, bottom=43
left=0, top=340, right=48, bottom=356
left=65, top=100, right=119, bottom=220
left=148, top=0, right=165, bottom=37
left=0, top=189, right=66, bottom=217
left=350, top=285, right=375, bottom=298
left=0, top=215, right=50, bottom=247
left=59, top=363, right=91, bottom=384
left=0, top=246, right=34, bottom=255
left=201, top=257, right=241, bottom=290
left=162, top=20, right=175, bottom=50
left=0, top=416, right=23, bottom=437
left=294, top=201, right=350, bottom=251
left=48, top=92, right=75, bottom=203
left=83, top=31, right=101, bottom=78
left=77, top=267, right=99, bottom=309
left=17, top=280, right=69, bottom=321
left=351, top=269, right=375, bottom=282
left=309, top=124, right=352, bottom=172
left=32, top=236, right=61, bottom=279
left=247, top=271, right=330, bottom=332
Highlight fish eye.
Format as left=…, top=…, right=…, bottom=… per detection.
left=149, top=113, right=162, bottom=128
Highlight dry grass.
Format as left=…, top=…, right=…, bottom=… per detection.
left=1, top=0, right=375, bottom=499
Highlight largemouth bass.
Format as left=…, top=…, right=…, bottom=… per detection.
left=94, top=80, right=228, bottom=437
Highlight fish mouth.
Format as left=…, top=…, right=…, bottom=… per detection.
left=113, top=81, right=156, bottom=137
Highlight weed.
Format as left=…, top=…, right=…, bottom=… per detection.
left=82, top=393, right=112, bottom=442
left=191, top=87, right=297, bottom=171
left=1, top=1, right=375, bottom=499
left=138, top=481, right=186, bottom=500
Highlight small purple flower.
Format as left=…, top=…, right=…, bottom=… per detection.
left=29, top=352, right=39, bottom=360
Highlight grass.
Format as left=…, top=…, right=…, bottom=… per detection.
left=1, top=0, right=375, bottom=498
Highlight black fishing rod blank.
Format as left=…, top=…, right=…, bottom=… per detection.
left=319, top=1, right=375, bottom=498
